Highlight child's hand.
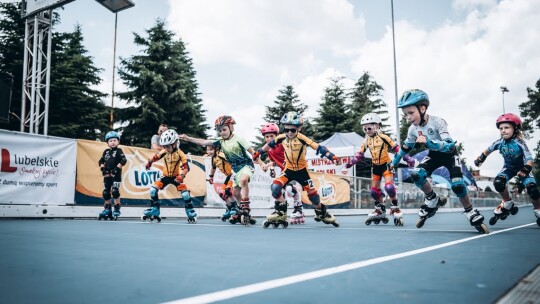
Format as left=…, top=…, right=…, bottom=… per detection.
left=145, top=161, right=152, bottom=171
left=416, top=135, right=427, bottom=144
left=178, top=134, right=188, bottom=141
left=387, top=163, right=395, bottom=173
left=101, top=167, right=109, bottom=176
left=518, top=165, right=532, bottom=177
left=174, top=174, right=185, bottom=184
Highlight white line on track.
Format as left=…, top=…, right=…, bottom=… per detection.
left=162, top=222, right=536, bottom=304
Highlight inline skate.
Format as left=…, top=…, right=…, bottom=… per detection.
left=289, top=204, right=305, bottom=225
left=98, top=204, right=113, bottom=221
left=185, top=205, right=197, bottom=224
left=314, top=204, right=339, bottom=227
left=221, top=203, right=238, bottom=222
left=240, top=201, right=256, bottom=226
left=416, top=195, right=447, bottom=228
left=112, top=204, right=121, bottom=221
left=464, top=208, right=489, bottom=234
left=141, top=202, right=161, bottom=222
left=489, top=200, right=518, bottom=225
left=389, top=205, right=404, bottom=226
left=365, top=203, right=389, bottom=225
left=534, top=209, right=540, bottom=227
left=263, top=202, right=288, bottom=228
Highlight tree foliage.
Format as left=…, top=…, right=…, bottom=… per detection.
left=116, top=19, right=208, bottom=153
left=348, top=72, right=391, bottom=136
left=312, top=77, right=350, bottom=142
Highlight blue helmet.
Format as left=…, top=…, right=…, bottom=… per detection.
left=397, top=89, right=429, bottom=108
left=280, top=111, right=304, bottom=127
left=105, top=131, right=120, bottom=142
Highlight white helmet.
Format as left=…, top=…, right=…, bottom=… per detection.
left=361, top=113, right=382, bottom=125
left=160, top=129, right=179, bottom=146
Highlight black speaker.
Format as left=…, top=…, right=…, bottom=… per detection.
left=0, top=72, right=13, bottom=124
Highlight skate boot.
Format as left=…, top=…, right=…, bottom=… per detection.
left=142, top=202, right=161, bottom=222
left=416, top=195, right=447, bottom=228
left=221, top=204, right=238, bottom=222
left=314, top=204, right=339, bottom=227
left=240, top=199, right=256, bottom=226
left=98, top=204, right=112, bottom=221
left=228, top=205, right=243, bottom=224
left=534, top=209, right=540, bottom=227
left=390, top=204, right=404, bottom=226
left=289, top=204, right=305, bottom=225
left=185, top=204, right=198, bottom=224
left=365, top=203, right=389, bottom=225
left=263, top=201, right=288, bottom=228
left=112, top=204, right=121, bottom=221
left=489, top=200, right=518, bottom=225
left=464, top=208, right=489, bottom=234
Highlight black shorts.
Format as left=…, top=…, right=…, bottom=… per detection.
left=417, top=150, right=463, bottom=179
left=279, top=168, right=314, bottom=189
left=103, top=173, right=121, bottom=190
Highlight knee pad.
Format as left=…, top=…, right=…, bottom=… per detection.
left=493, top=176, right=507, bottom=193
left=451, top=178, right=468, bottom=198
left=271, top=182, right=283, bottom=199
left=149, top=186, right=159, bottom=201
left=181, top=190, right=191, bottom=201
left=411, top=168, right=428, bottom=188
left=111, top=187, right=120, bottom=199
left=102, top=189, right=111, bottom=200
left=370, top=187, right=382, bottom=201
left=384, top=183, right=396, bottom=197
left=526, top=183, right=540, bottom=200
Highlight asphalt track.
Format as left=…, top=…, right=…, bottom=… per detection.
left=1, top=206, right=539, bottom=304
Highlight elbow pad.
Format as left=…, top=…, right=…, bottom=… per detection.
left=426, top=138, right=455, bottom=153
left=268, top=139, right=276, bottom=149
left=316, top=145, right=329, bottom=158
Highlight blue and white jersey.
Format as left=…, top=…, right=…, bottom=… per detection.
left=487, top=137, right=533, bottom=169
left=403, top=115, right=453, bottom=150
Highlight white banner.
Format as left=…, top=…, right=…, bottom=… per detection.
left=204, top=157, right=279, bottom=209
left=23, top=0, right=75, bottom=18
left=0, top=130, right=76, bottom=205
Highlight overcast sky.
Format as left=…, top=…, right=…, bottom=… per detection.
left=26, top=0, right=540, bottom=177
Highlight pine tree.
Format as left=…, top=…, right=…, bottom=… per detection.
left=312, top=77, right=349, bottom=142
left=117, top=19, right=208, bottom=153
left=519, top=78, right=540, bottom=181
left=252, top=84, right=308, bottom=147
left=0, top=2, right=25, bottom=130
left=348, top=72, right=391, bottom=136
left=47, top=26, right=109, bottom=139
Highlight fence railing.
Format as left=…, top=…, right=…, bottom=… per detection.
left=348, top=176, right=529, bottom=209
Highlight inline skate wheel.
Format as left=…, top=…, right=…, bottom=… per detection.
left=365, top=218, right=371, bottom=225
left=241, top=215, right=250, bottom=226
left=416, top=217, right=426, bottom=228
left=282, top=221, right=289, bottom=228
left=489, top=216, right=497, bottom=226
left=250, top=218, right=257, bottom=225
left=156, top=217, right=161, bottom=223
left=314, top=217, right=321, bottom=222
left=332, top=222, right=339, bottom=227
left=221, top=217, right=227, bottom=222
left=263, top=220, right=270, bottom=228
left=475, top=223, right=489, bottom=234
left=373, top=219, right=380, bottom=225
left=272, top=222, right=279, bottom=228
left=113, top=216, right=118, bottom=221
left=98, top=216, right=102, bottom=221
left=141, top=215, right=147, bottom=221
left=536, top=218, right=540, bottom=227
left=394, top=218, right=404, bottom=226
left=382, top=217, right=389, bottom=224
left=510, top=206, right=518, bottom=215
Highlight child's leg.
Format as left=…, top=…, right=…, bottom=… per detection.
left=177, top=183, right=197, bottom=221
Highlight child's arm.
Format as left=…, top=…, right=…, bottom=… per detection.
left=518, top=160, right=534, bottom=177
left=474, top=149, right=492, bottom=167
left=145, top=150, right=164, bottom=170
left=208, top=166, right=216, bottom=184
left=179, top=134, right=213, bottom=146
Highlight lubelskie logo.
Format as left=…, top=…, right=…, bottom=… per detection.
left=1, top=149, right=17, bottom=173
left=1, top=148, right=60, bottom=173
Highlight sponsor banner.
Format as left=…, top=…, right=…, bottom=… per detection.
left=75, top=140, right=207, bottom=206
left=0, top=130, right=76, bottom=205
left=204, top=159, right=350, bottom=208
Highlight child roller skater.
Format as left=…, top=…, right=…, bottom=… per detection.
left=342, top=113, right=413, bottom=226
left=180, top=115, right=257, bottom=226
left=260, top=123, right=304, bottom=225
left=253, top=112, right=341, bottom=228
left=389, top=89, right=489, bottom=233
left=144, top=129, right=197, bottom=223
left=205, top=143, right=241, bottom=224
left=474, top=113, right=540, bottom=226
left=98, top=131, right=127, bottom=221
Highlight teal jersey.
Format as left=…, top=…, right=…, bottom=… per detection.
left=213, top=134, right=254, bottom=172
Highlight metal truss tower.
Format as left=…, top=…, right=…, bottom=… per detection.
left=20, top=10, right=52, bottom=135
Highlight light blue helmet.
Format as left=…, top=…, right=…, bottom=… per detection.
left=397, top=89, right=429, bottom=108
left=280, top=111, right=304, bottom=127
left=105, top=131, right=120, bottom=142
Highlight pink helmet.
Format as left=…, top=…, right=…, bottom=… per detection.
left=261, top=123, right=279, bottom=135
left=496, top=113, right=522, bottom=129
